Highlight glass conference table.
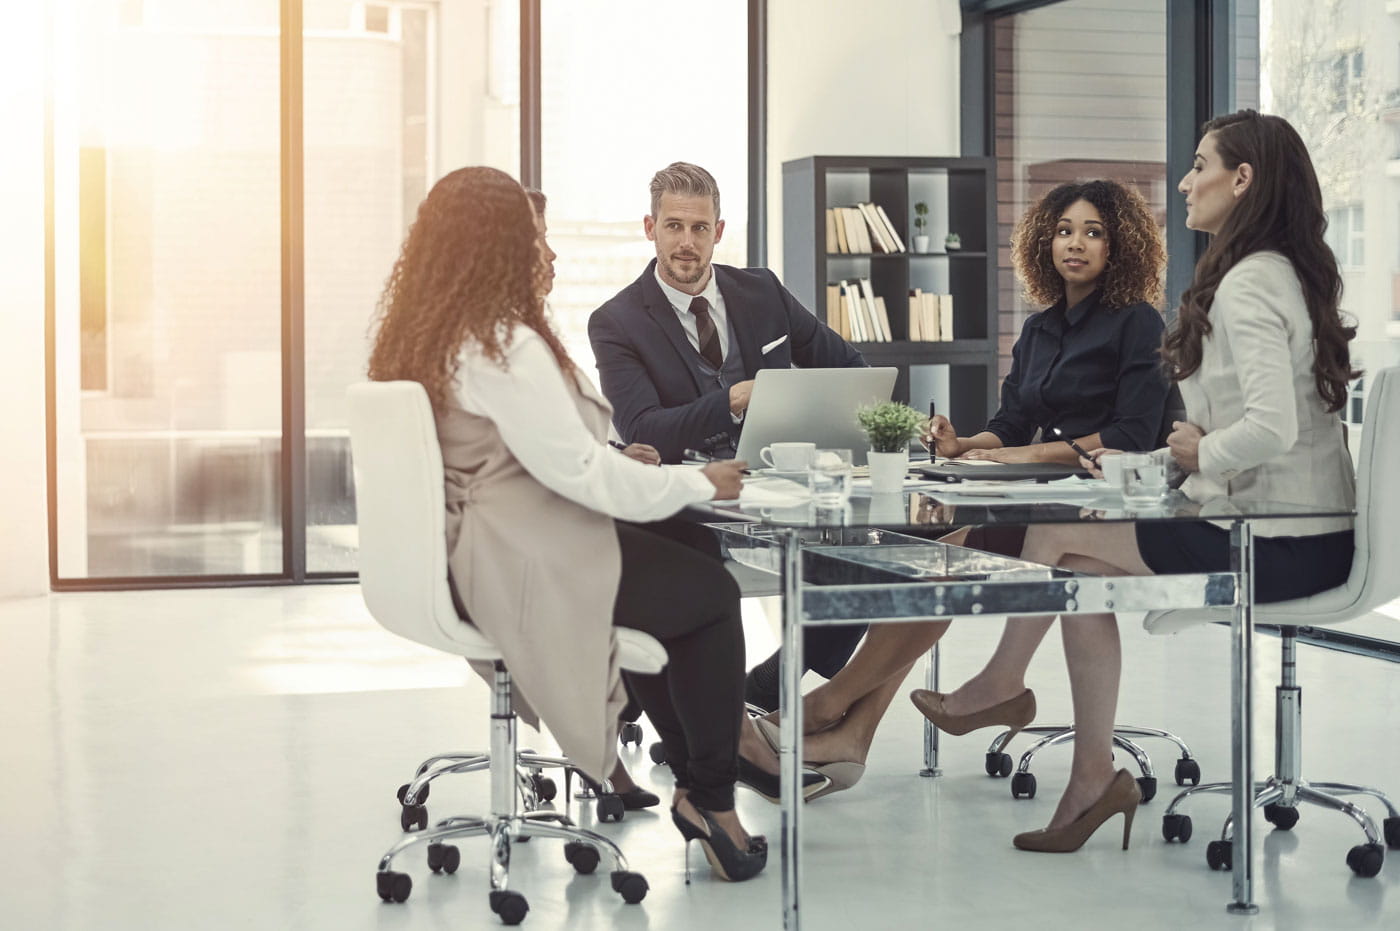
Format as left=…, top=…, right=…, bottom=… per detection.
left=688, top=479, right=1355, bottom=929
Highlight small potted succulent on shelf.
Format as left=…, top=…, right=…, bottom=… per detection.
left=856, top=401, right=926, bottom=494
left=944, top=232, right=962, bottom=252
left=912, top=201, right=931, bottom=253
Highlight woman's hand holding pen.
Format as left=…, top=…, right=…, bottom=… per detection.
left=921, top=415, right=964, bottom=458
left=701, top=460, right=748, bottom=500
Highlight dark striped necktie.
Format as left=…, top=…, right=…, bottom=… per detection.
left=688, top=296, right=723, bottom=369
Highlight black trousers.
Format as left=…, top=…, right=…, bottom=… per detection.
left=614, top=520, right=745, bottom=812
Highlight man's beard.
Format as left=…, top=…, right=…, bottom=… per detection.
left=661, top=252, right=708, bottom=287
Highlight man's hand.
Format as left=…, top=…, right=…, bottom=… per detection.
left=728, top=379, right=755, bottom=415
left=1167, top=421, right=1205, bottom=474
left=921, top=415, right=963, bottom=458
left=701, top=460, right=749, bottom=500
left=620, top=443, right=661, bottom=466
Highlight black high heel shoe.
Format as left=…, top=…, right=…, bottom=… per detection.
left=670, top=806, right=768, bottom=883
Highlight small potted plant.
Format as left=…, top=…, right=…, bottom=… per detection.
left=912, top=201, right=930, bottom=253
left=856, top=401, right=926, bottom=493
left=944, top=232, right=962, bottom=252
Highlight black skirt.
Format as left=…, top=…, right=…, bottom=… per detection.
left=1135, top=522, right=1353, bottom=604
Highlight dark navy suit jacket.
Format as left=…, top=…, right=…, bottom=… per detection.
left=588, top=260, right=865, bottom=463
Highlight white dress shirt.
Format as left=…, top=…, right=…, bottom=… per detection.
left=453, top=327, right=715, bottom=522
left=655, top=266, right=730, bottom=361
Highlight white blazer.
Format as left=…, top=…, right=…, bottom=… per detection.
left=1178, top=251, right=1354, bottom=538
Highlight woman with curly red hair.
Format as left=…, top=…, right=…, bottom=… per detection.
left=369, top=166, right=768, bottom=882
left=750, top=179, right=1172, bottom=794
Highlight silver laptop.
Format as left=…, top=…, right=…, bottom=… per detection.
left=734, top=367, right=898, bottom=467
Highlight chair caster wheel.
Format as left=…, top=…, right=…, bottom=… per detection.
left=1206, top=839, right=1233, bottom=871
left=1010, top=771, right=1036, bottom=799
left=396, top=782, right=430, bottom=804
left=611, top=870, right=649, bottom=904
left=1136, top=776, right=1157, bottom=804
left=1174, top=758, right=1201, bottom=786
left=596, top=793, right=625, bottom=823
left=1347, top=842, right=1384, bottom=878
left=985, top=752, right=1013, bottom=778
left=564, top=841, right=600, bottom=874
left=1263, top=803, right=1299, bottom=831
left=1161, top=813, right=1193, bottom=843
left=400, top=804, right=428, bottom=832
left=648, top=741, right=667, bottom=765
left=376, top=870, right=412, bottom=903
left=531, top=774, right=557, bottom=802
left=426, top=842, right=461, bottom=874
left=619, top=722, right=644, bottom=748
left=489, top=889, right=530, bottom=925
left=1384, top=816, right=1400, bottom=850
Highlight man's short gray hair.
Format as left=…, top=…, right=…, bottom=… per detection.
left=649, top=162, right=721, bottom=220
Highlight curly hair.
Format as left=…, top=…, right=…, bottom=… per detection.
left=367, top=167, right=572, bottom=408
left=1010, top=179, right=1165, bottom=310
left=1163, top=110, right=1358, bottom=412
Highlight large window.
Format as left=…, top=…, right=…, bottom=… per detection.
left=1258, top=0, right=1400, bottom=403
left=49, top=0, right=519, bottom=583
left=538, top=0, right=749, bottom=377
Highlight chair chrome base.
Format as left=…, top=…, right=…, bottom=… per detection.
left=1161, top=630, right=1400, bottom=878
left=375, top=663, right=649, bottom=916
left=985, top=722, right=1201, bottom=803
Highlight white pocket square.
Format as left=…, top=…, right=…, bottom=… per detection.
left=761, top=335, right=789, bottom=354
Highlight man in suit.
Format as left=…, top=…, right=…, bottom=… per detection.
left=589, top=161, right=865, bottom=464
left=588, top=161, right=866, bottom=712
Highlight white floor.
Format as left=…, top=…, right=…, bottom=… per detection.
left=3, top=585, right=1399, bottom=931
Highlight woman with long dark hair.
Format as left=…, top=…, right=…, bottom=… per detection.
left=368, top=166, right=768, bottom=881
left=999, top=110, right=1357, bottom=853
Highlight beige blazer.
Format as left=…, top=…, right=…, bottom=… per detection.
left=1178, top=251, right=1355, bottom=537
left=436, top=368, right=626, bottom=782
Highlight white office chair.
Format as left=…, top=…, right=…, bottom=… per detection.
left=348, top=380, right=661, bottom=924
left=1148, top=366, right=1400, bottom=878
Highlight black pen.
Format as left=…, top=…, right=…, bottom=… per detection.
left=608, top=440, right=628, bottom=451
left=682, top=449, right=751, bottom=474
left=1050, top=427, right=1094, bottom=464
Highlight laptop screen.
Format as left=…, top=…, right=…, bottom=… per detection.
left=734, top=367, right=898, bottom=467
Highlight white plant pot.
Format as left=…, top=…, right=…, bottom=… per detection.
left=913, top=235, right=931, bottom=253
left=867, top=450, right=910, bottom=494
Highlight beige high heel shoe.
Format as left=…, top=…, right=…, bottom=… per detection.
left=1013, top=769, right=1141, bottom=853
left=908, top=688, right=1036, bottom=740
left=752, top=716, right=865, bottom=800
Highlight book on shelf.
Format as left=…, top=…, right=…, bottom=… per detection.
left=825, top=210, right=839, bottom=254
left=872, top=295, right=893, bottom=342
left=907, top=288, right=955, bottom=341
left=831, top=208, right=849, bottom=253
left=844, top=206, right=872, bottom=253
left=873, top=203, right=906, bottom=252
left=856, top=202, right=895, bottom=254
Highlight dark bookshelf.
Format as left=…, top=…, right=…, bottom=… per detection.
left=782, top=156, right=998, bottom=429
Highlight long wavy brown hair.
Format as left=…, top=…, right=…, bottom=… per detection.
left=367, top=166, right=572, bottom=408
left=1011, top=179, right=1165, bottom=310
left=1163, top=110, right=1358, bottom=412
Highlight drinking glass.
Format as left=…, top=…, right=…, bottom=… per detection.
left=808, top=448, right=854, bottom=508
left=1119, top=451, right=1168, bottom=506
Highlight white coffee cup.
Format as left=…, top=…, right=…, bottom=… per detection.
left=760, top=441, right=816, bottom=471
left=1098, top=452, right=1124, bottom=489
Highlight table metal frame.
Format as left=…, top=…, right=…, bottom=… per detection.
left=707, top=513, right=1263, bottom=927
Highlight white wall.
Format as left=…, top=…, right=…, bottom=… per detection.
left=766, top=0, right=963, bottom=275
left=0, top=3, right=52, bottom=598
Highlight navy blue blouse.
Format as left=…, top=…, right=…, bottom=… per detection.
left=985, top=291, right=1170, bottom=453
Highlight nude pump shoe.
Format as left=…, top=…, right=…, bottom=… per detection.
left=1013, top=768, right=1141, bottom=853
left=908, top=688, right=1036, bottom=739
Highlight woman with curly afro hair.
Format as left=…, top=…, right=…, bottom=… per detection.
left=368, top=166, right=769, bottom=882
left=751, top=180, right=1171, bottom=793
